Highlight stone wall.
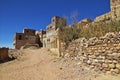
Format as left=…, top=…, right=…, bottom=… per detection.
left=0, top=47, right=9, bottom=62
left=61, top=32, right=120, bottom=74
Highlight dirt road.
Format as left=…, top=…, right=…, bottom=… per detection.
left=0, top=48, right=120, bottom=80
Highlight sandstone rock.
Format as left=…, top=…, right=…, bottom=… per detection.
left=105, top=32, right=116, bottom=38
left=109, top=63, right=116, bottom=69
left=94, top=52, right=100, bottom=56
left=112, top=60, right=118, bottom=64
left=98, top=60, right=105, bottom=63
left=105, top=60, right=112, bottom=64
left=111, top=69, right=120, bottom=74
left=106, top=71, right=111, bottom=75
left=116, top=64, right=120, bottom=69
left=102, top=63, right=109, bottom=68
left=87, top=60, right=92, bottom=65
left=91, top=55, right=96, bottom=59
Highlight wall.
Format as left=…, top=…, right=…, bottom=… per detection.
left=0, top=47, right=9, bottom=62
left=44, top=16, right=66, bottom=49
left=61, top=32, right=120, bottom=74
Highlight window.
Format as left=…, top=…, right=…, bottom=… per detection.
left=18, top=35, right=22, bottom=40
left=26, top=30, right=29, bottom=33
left=47, top=38, right=50, bottom=44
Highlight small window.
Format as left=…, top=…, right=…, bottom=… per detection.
left=18, top=35, right=22, bottom=40
left=26, top=30, right=29, bottom=33
left=50, top=26, right=52, bottom=28
left=33, top=31, right=35, bottom=34
left=47, top=39, right=50, bottom=42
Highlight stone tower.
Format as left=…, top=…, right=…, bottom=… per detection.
left=110, top=0, right=120, bottom=18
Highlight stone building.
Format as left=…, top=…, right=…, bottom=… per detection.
left=37, top=16, right=66, bottom=56
left=41, top=16, right=66, bottom=48
left=0, top=47, right=9, bottom=62
left=14, top=29, right=41, bottom=49
left=94, top=0, right=120, bottom=22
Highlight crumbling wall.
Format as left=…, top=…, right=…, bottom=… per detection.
left=61, top=32, right=120, bottom=74
left=0, top=47, right=9, bottom=62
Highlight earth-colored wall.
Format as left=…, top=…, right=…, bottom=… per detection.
left=61, top=32, right=120, bottom=74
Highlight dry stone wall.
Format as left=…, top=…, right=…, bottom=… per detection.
left=61, top=32, right=120, bottom=74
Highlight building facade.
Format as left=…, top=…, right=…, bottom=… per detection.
left=40, top=16, right=66, bottom=49
left=14, top=29, right=41, bottom=49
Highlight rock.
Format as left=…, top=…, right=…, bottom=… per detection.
left=109, top=63, right=116, bottom=69
left=104, top=32, right=116, bottom=38
left=116, top=64, right=120, bottom=69
left=111, top=69, right=120, bottom=74
left=91, top=55, right=96, bottom=59
left=87, top=60, right=92, bottom=64
left=105, top=60, right=112, bottom=64
left=102, top=63, right=109, bottom=68
left=77, top=62, right=82, bottom=65
left=106, top=71, right=111, bottom=75
left=112, top=60, right=118, bottom=64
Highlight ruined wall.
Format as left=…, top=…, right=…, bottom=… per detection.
left=61, top=32, right=120, bottom=74
left=0, top=47, right=9, bottom=62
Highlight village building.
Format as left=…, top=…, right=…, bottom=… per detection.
left=14, top=29, right=41, bottom=49
left=38, top=16, right=66, bottom=49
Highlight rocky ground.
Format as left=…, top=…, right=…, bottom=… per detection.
left=0, top=48, right=120, bottom=80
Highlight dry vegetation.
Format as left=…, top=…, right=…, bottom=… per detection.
left=59, top=20, right=120, bottom=45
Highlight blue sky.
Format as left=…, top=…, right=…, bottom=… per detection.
left=0, top=0, right=110, bottom=48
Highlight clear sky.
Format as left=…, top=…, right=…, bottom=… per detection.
left=0, top=0, right=110, bottom=48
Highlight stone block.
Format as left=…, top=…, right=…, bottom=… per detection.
left=102, top=63, right=109, bottom=68
left=111, top=69, right=120, bottom=74
left=109, top=63, right=116, bottom=69
left=116, top=64, right=120, bottom=69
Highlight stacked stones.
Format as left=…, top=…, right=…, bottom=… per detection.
left=62, top=32, right=120, bottom=74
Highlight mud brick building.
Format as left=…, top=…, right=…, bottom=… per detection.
left=14, top=29, right=41, bottom=49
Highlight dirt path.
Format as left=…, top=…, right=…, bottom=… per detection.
left=0, top=48, right=120, bottom=80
